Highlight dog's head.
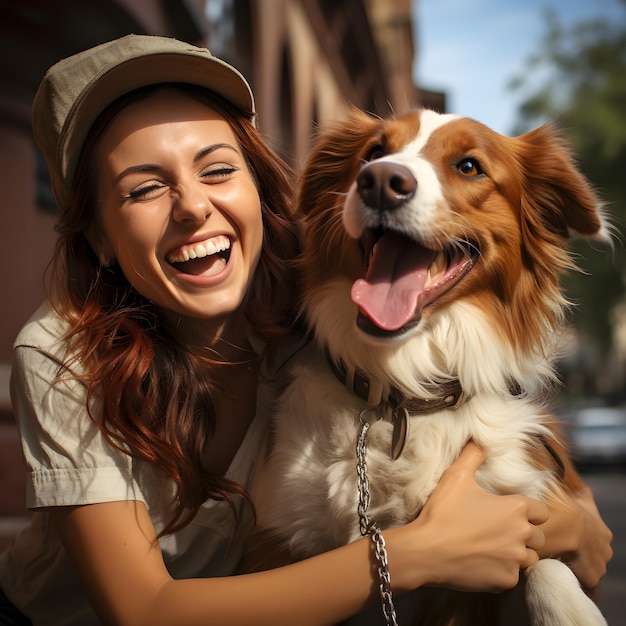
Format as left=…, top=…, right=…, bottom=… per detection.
left=297, top=108, right=608, bottom=386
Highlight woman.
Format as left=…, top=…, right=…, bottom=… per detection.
left=0, top=34, right=611, bottom=626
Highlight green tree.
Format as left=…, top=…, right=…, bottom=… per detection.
left=509, top=2, right=626, bottom=355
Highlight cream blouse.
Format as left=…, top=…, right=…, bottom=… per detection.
left=0, top=302, right=292, bottom=626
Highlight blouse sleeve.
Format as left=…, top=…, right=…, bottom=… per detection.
left=10, top=344, right=145, bottom=509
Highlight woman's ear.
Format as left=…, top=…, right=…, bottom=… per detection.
left=86, top=223, right=115, bottom=267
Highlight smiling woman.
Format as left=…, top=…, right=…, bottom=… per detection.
left=90, top=87, right=264, bottom=324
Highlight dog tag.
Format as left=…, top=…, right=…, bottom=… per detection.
left=390, top=407, right=409, bottom=460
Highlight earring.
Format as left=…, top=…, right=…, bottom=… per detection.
left=98, top=252, right=115, bottom=268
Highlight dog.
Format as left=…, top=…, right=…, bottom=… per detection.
left=247, top=108, right=610, bottom=625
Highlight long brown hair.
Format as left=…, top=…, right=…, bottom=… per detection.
left=47, top=84, right=302, bottom=535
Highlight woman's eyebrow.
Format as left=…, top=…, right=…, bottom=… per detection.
left=194, top=143, right=240, bottom=163
left=113, top=144, right=241, bottom=184
left=113, top=163, right=160, bottom=185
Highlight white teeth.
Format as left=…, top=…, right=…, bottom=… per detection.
left=205, top=239, right=229, bottom=256
left=425, top=250, right=446, bottom=287
left=168, top=237, right=231, bottom=263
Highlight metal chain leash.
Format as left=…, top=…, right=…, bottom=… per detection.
left=357, top=409, right=399, bottom=626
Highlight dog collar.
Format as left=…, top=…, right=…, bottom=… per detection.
left=324, top=348, right=566, bottom=476
left=325, top=347, right=465, bottom=413
left=325, top=348, right=467, bottom=459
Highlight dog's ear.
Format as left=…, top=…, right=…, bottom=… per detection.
left=297, top=108, right=384, bottom=217
left=515, top=124, right=609, bottom=241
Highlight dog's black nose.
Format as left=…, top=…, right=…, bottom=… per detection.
left=356, top=162, right=417, bottom=212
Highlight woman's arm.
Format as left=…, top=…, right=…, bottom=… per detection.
left=51, top=442, right=547, bottom=626
left=53, top=500, right=379, bottom=626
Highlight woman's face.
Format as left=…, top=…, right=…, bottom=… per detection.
left=93, top=87, right=263, bottom=332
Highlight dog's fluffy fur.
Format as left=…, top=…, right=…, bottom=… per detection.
left=248, top=109, right=610, bottom=625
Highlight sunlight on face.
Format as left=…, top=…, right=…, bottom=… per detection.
left=94, top=87, right=263, bottom=339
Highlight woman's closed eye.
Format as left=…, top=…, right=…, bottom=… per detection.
left=125, top=180, right=169, bottom=201
left=200, top=163, right=239, bottom=182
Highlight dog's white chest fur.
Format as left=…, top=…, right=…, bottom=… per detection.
left=252, top=341, right=553, bottom=558
left=250, top=341, right=608, bottom=625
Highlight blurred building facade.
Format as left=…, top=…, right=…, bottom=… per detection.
left=0, top=0, right=443, bottom=543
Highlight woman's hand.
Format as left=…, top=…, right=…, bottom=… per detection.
left=540, top=485, right=613, bottom=590
left=388, top=441, right=549, bottom=594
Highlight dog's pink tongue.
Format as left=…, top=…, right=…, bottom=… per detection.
left=351, top=232, right=435, bottom=331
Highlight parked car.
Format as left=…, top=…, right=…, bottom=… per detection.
left=568, top=407, right=626, bottom=468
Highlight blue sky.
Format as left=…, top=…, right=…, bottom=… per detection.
left=413, top=0, right=625, bottom=135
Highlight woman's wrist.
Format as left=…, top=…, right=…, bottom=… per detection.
left=382, top=521, right=432, bottom=594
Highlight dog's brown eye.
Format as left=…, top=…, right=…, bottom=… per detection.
left=456, top=158, right=483, bottom=177
left=365, top=145, right=385, bottom=161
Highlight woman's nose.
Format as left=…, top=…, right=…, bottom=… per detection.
left=172, top=184, right=212, bottom=224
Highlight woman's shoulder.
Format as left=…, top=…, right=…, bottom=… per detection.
left=13, top=301, right=70, bottom=355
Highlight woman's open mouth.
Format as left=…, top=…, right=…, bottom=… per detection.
left=166, top=235, right=232, bottom=277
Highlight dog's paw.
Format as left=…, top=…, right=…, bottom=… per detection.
left=524, top=559, right=607, bottom=626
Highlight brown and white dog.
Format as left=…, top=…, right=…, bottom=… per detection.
left=248, top=108, right=610, bottom=625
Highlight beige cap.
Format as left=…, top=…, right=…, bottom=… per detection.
left=32, top=33, right=255, bottom=209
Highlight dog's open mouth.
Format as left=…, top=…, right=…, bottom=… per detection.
left=351, top=229, right=478, bottom=336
